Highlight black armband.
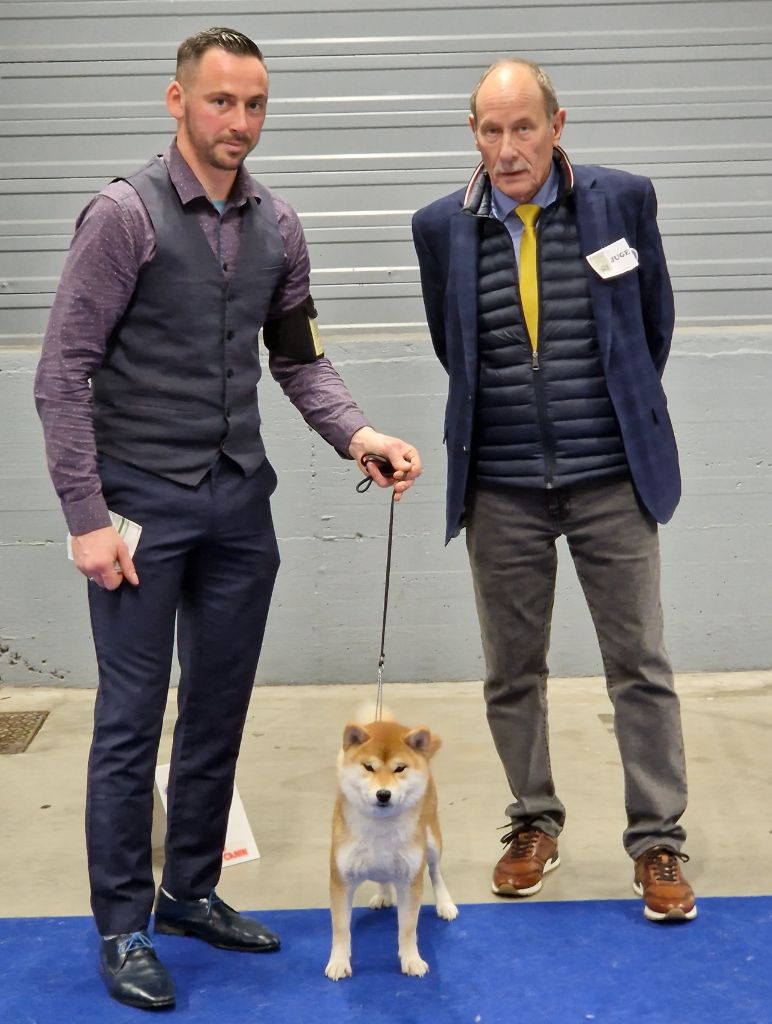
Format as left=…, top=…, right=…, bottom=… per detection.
left=263, top=295, right=324, bottom=362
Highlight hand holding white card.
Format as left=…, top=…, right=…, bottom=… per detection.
left=67, top=510, right=142, bottom=563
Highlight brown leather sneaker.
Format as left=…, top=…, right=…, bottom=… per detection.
left=633, top=846, right=697, bottom=922
left=492, top=828, right=560, bottom=897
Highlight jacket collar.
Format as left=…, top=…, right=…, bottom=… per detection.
left=462, top=145, right=575, bottom=216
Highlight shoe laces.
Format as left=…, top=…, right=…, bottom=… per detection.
left=643, top=846, right=690, bottom=883
left=117, top=931, right=154, bottom=956
left=205, top=890, right=224, bottom=916
left=499, top=827, right=542, bottom=857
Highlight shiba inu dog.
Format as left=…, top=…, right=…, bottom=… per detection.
left=325, top=716, right=457, bottom=980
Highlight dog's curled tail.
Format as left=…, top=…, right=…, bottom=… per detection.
left=354, top=701, right=394, bottom=726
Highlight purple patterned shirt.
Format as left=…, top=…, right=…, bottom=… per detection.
left=34, top=141, right=369, bottom=535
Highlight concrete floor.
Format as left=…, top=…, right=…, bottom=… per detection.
left=2, top=670, right=772, bottom=922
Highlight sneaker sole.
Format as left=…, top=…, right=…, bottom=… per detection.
left=491, top=854, right=560, bottom=897
left=632, top=881, right=698, bottom=922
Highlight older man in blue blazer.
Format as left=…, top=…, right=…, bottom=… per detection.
left=412, top=59, right=695, bottom=922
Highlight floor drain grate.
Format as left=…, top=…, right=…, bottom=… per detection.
left=0, top=710, right=50, bottom=754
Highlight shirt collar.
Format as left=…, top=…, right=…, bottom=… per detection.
left=491, top=162, right=559, bottom=222
left=163, top=139, right=258, bottom=209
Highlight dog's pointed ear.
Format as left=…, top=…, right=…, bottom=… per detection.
left=405, top=727, right=441, bottom=758
left=343, top=723, right=370, bottom=749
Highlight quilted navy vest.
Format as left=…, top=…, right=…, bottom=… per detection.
left=473, top=166, right=628, bottom=489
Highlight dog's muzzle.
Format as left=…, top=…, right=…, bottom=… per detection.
left=376, top=789, right=392, bottom=805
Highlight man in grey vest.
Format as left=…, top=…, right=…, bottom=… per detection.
left=412, top=60, right=695, bottom=923
left=35, top=27, right=421, bottom=1011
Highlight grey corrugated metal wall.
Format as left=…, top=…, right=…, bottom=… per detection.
left=1, top=1, right=771, bottom=685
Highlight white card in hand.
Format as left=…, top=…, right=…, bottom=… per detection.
left=66, top=510, right=142, bottom=561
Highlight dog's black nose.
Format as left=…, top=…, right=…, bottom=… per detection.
left=376, top=789, right=391, bottom=804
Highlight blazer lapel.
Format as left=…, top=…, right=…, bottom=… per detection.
left=449, top=209, right=480, bottom=392
left=574, top=181, right=614, bottom=364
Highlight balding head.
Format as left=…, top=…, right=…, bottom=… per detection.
left=468, top=60, right=566, bottom=202
left=470, top=59, right=560, bottom=124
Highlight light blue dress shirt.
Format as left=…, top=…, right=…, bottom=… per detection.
left=491, top=163, right=559, bottom=272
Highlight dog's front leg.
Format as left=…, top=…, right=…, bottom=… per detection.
left=427, top=826, right=458, bottom=920
left=325, top=870, right=354, bottom=980
left=395, top=875, right=428, bottom=976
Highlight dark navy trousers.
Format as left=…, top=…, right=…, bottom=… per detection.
left=85, top=454, right=280, bottom=935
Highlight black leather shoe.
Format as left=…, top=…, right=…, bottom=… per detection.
left=99, top=930, right=175, bottom=1010
left=154, top=889, right=280, bottom=952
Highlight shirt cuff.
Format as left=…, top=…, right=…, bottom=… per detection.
left=63, top=492, right=112, bottom=537
left=336, top=415, right=372, bottom=460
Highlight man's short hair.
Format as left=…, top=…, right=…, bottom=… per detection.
left=469, top=59, right=560, bottom=123
left=176, top=27, right=264, bottom=84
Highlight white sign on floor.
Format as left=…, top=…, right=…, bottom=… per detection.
left=154, top=763, right=260, bottom=867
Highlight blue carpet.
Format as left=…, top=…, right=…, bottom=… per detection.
left=1, top=898, right=771, bottom=1024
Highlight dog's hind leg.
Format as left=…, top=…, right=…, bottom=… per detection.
left=395, top=875, right=428, bottom=976
left=427, top=823, right=458, bottom=920
left=369, top=883, right=396, bottom=909
left=325, top=870, right=354, bottom=980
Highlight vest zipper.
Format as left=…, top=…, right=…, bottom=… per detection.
left=528, top=218, right=556, bottom=488
left=484, top=216, right=557, bottom=488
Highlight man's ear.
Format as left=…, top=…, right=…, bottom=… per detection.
left=551, top=108, right=567, bottom=144
left=166, top=80, right=185, bottom=120
left=468, top=114, right=480, bottom=151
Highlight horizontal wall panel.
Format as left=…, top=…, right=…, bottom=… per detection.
left=2, top=178, right=770, bottom=226
left=1, top=1, right=771, bottom=343
left=1, top=0, right=769, bottom=16
left=3, top=122, right=768, bottom=167
left=2, top=2, right=771, bottom=43
left=5, top=62, right=772, bottom=109
left=4, top=230, right=769, bottom=280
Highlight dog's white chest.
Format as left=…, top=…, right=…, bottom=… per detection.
left=336, top=820, right=423, bottom=884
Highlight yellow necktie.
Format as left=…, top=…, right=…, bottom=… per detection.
left=515, top=204, right=541, bottom=351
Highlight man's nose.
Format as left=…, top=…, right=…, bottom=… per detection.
left=229, top=105, right=249, bottom=134
left=500, top=131, right=519, bottom=161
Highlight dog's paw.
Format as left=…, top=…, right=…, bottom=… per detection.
left=436, top=899, right=458, bottom=921
left=369, top=885, right=395, bottom=910
left=368, top=894, right=393, bottom=910
left=324, top=955, right=352, bottom=980
left=400, top=953, right=429, bottom=977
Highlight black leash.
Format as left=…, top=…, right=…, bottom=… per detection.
left=356, top=455, right=397, bottom=721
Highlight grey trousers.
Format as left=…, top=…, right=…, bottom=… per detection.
left=465, top=476, right=687, bottom=859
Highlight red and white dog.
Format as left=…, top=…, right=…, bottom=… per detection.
left=325, top=716, right=457, bottom=980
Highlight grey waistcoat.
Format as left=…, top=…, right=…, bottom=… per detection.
left=92, top=157, right=284, bottom=484
left=474, top=179, right=628, bottom=489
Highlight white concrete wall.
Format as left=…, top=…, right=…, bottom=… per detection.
left=3, top=322, right=771, bottom=686
left=1, top=1, right=771, bottom=685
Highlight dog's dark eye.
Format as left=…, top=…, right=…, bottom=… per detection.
left=393, top=765, right=407, bottom=773
left=363, top=763, right=375, bottom=772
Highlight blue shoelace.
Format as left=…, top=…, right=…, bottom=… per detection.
left=205, top=890, right=224, bottom=916
left=117, top=931, right=154, bottom=956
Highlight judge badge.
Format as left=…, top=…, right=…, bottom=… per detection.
left=586, top=238, right=639, bottom=280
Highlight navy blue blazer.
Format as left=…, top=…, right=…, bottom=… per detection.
left=412, top=159, right=681, bottom=543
